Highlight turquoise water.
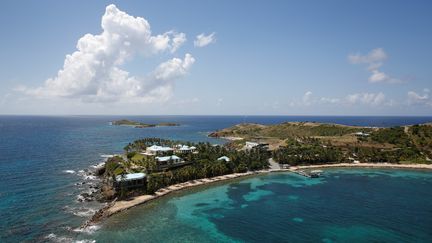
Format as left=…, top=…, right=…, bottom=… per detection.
left=81, top=169, right=432, bottom=242
left=1, top=116, right=432, bottom=242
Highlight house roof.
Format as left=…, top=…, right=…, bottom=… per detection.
left=156, top=155, right=181, bottom=162
left=177, top=145, right=196, bottom=151
left=116, top=173, right=146, bottom=182
left=147, top=145, right=173, bottom=152
left=217, top=156, right=231, bottom=162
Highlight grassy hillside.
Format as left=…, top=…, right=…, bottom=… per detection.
left=209, top=122, right=373, bottom=139
left=210, top=122, right=432, bottom=164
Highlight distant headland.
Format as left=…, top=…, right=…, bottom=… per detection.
left=111, top=119, right=180, bottom=128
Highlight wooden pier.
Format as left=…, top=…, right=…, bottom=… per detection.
left=293, top=170, right=322, bottom=178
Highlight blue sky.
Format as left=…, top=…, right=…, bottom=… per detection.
left=0, top=0, right=431, bottom=115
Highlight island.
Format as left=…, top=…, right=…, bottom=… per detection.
left=82, top=121, right=432, bottom=228
left=111, top=119, right=180, bottom=128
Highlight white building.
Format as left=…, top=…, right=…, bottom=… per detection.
left=175, top=144, right=197, bottom=154
left=114, top=173, right=146, bottom=190
left=245, top=142, right=259, bottom=149
left=355, top=132, right=370, bottom=137
left=217, top=156, right=231, bottom=162
left=144, top=145, right=174, bottom=155
left=155, top=155, right=183, bottom=165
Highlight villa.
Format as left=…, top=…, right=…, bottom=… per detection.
left=114, top=172, right=146, bottom=190
left=245, top=141, right=270, bottom=150
left=355, top=132, right=370, bottom=137
left=155, top=155, right=183, bottom=165
left=175, top=144, right=197, bottom=154
left=143, top=145, right=174, bottom=155
left=245, top=142, right=259, bottom=149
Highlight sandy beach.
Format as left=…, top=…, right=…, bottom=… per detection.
left=82, top=162, right=432, bottom=229
left=292, top=162, right=432, bottom=170
left=81, top=171, right=263, bottom=228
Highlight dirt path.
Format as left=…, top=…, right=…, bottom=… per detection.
left=268, top=158, right=280, bottom=170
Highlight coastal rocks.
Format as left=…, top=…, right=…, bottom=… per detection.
left=81, top=200, right=116, bottom=229
left=77, top=192, right=95, bottom=202
left=75, top=169, right=103, bottom=202
left=207, top=132, right=220, bottom=138
left=94, top=166, right=105, bottom=176
left=99, top=185, right=116, bottom=202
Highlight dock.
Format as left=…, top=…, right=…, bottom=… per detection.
left=293, top=170, right=322, bottom=178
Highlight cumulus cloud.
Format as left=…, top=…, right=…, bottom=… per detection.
left=171, top=32, right=186, bottom=53
left=18, top=4, right=194, bottom=103
left=194, top=32, right=216, bottom=47
left=348, top=48, right=401, bottom=83
left=348, top=48, right=387, bottom=64
left=346, top=92, right=386, bottom=106
left=294, top=91, right=388, bottom=107
left=407, top=89, right=432, bottom=107
left=302, top=91, right=313, bottom=105
left=319, top=97, right=341, bottom=104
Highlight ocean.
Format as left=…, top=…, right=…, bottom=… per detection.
left=1, top=115, right=432, bottom=242
left=85, top=169, right=432, bottom=242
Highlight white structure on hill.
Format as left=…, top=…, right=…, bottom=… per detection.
left=155, top=155, right=183, bottom=164
left=175, top=144, right=197, bottom=153
left=355, top=132, right=370, bottom=137
left=144, top=145, right=173, bottom=155
left=217, top=156, right=231, bottom=162
left=114, top=173, right=146, bottom=190
left=245, top=142, right=259, bottom=149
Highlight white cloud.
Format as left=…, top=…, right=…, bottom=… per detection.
left=320, top=97, right=341, bottom=104
left=346, top=92, right=386, bottom=106
left=348, top=48, right=401, bottom=84
left=171, top=32, right=186, bottom=53
left=293, top=91, right=388, bottom=107
left=302, top=91, right=313, bottom=105
left=349, top=48, right=387, bottom=64
left=368, top=70, right=388, bottom=83
left=18, top=4, right=193, bottom=103
left=216, top=98, right=223, bottom=107
left=407, top=89, right=432, bottom=107
left=194, top=32, right=216, bottom=47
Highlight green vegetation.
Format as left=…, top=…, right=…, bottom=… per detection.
left=349, top=146, right=423, bottom=163
left=144, top=143, right=269, bottom=194
left=104, top=156, right=126, bottom=178
left=272, top=138, right=343, bottom=165
left=209, top=122, right=371, bottom=140
left=213, top=122, right=432, bottom=165
left=370, top=127, right=411, bottom=146
left=104, top=138, right=269, bottom=196
left=408, top=124, right=432, bottom=158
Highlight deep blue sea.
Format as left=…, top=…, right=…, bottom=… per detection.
left=1, top=115, right=432, bottom=242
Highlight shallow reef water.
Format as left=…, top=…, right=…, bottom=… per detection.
left=85, top=170, right=432, bottom=242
